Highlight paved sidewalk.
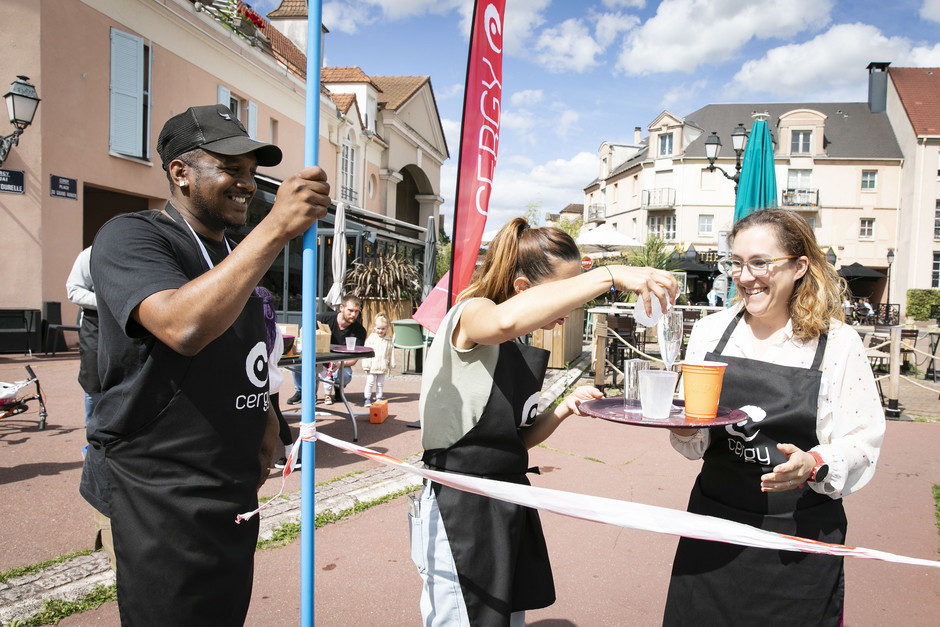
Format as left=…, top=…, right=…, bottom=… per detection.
left=0, top=352, right=589, bottom=625
left=2, top=348, right=938, bottom=625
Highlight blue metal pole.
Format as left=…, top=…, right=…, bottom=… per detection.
left=301, top=1, right=323, bottom=625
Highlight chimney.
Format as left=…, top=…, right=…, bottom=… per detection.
left=634, top=126, right=642, bottom=144
left=867, top=62, right=891, bottom=113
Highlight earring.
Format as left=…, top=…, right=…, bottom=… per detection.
left=179, top=181, right=187, bottom=188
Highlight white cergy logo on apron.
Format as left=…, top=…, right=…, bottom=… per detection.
left=519, top=391, right=540, bottom=428
left=245, top=341, right=269, bottom=388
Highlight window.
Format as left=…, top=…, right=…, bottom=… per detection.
left=787, top=169, right=812, bottom=189
left=648, top=215, right=676, bottom=241
left=861, top=170, right=877, bottom=190
left=935, top=200, right=940, bottom=239
left=805, top=216, right=816, bottom=230
left=340, top=131, right=357, bottom=203
left=933, top=252, right=940, bottom=289
left=791, top=130, right=811, bottom=154
left=859, top=218, right=874, bottom=240
left=659, top=133, right=673, bottom=157
left=109, top=28, right=152, bottom=158
left=698, top=214, right=714, bottom=236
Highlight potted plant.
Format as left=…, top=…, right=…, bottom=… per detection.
left=344, top=253, right=422, bottom=327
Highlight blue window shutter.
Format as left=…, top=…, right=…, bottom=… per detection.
left=218, top=85, right=231, bottom=108
left=247, top=101, right=258, bottom=139
left=109, top=29, right=143, bottom=156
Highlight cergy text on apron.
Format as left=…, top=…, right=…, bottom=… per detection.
left=422, top=340, right=554, bottom=626
left=664, top=310, right=845, bottom=626
left=108, top=205, right=270, bottom=626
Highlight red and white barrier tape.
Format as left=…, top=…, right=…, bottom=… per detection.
left=239, top=424, right=940, bottom=569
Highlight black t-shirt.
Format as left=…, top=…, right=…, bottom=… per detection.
left=316, top=310, right=367, bottom=347
left=80, top=205, right=233, bottom=515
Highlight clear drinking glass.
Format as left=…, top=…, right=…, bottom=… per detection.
left=623, top=358, right=650, bottom=410
left=657, top=310, right=684, bottom=371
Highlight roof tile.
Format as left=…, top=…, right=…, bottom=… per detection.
left=889, top=67, right=940, bottom=135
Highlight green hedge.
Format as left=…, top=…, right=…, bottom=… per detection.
left=906, top=289, right=940, bottom=321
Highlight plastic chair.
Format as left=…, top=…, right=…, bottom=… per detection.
left=44, top=307, right=82, bottom=356
left=392, top=319, right=427, bottom=374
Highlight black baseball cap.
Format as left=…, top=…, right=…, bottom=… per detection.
left=157, top=104, right=282, bottom=169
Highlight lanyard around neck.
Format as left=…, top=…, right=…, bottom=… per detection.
left=165, top=203, right=232, bottom=269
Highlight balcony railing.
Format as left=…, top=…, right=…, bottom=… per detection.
left=781, top=188, right=819, bottom=207
left=587, top=204, right=606, bottom=223
left=340, top=186, right=358, bottom=204
left=641, top=188, right=676, bottom=209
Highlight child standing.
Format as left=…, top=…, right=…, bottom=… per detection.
left=362, top=313, right=395, bottom=406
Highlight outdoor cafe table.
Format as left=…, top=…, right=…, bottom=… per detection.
left=281, top=345, right=374, bottom=442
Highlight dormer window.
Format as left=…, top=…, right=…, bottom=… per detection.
left=791, top=130, right=812, bottom=155
left=659, top=132, right=673, bottom=157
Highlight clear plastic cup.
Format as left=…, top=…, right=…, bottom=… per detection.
left=345, top=337, right=356, bottom=350
left=638, top=370, right=679, bottom=419
left=623, top=358, right=650, bottom=409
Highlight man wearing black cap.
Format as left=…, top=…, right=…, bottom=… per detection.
left=80, top=104, right=330, bottom=625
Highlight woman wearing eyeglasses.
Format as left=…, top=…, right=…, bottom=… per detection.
left=663, top=209, right=885, bottom=626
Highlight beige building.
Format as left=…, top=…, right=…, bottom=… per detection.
left=882, top=64, right=940, bottom=296
left=0, top=0, right=446, bottom=351
left=584, top=65, right=914, bottom=316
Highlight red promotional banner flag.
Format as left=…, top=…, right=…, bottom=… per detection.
left=413, top=0, right=504, bottom=334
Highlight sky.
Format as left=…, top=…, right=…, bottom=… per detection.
left=250, top=0, right=940, bottom=235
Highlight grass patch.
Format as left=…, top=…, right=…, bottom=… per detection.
left=316, top=470, right=365, bottom=487
left=8, top=584, right=116, bottom=627
left=0, top=549, right=96, bottom=585
left=256, top=486, right=419, bottom=551
left=933, top=484, right=940, bottom=546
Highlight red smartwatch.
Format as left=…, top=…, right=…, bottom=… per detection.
left=808, top=451, right=829, bottom=483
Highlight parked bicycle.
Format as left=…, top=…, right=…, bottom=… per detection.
left=0, top=365, right=47, bottom=429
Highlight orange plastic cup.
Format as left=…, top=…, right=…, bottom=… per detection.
left=681, top=361, right=727, bottom=421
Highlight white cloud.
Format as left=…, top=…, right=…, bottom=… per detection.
left=923, top=0, right=940, bottom=23
left=728, top=23, right=940, bottom=100
left=438, top=152, right=598, bottom=234
left=440, top=118, right=461, bottom=157
left=534, top=18, right=604, bottom=72
left=556, top=110, right=580, bottom=138
left=593, top=12, right=640, bottom=48
left=502, top=0, right=552, bottom=56
left=323, top=0, right=465, bottom=34
left=616, top=0, right=835, bottom=75
left=438, top=83, right=465, bottom=101
left=509, top=89, right=544, bottom=107
left=500, top=110, right=538, bottom=133
left=602, top=0, right=646, bottom=7
left=484, top=152, right=599, bottom=229
left=660, top=80, right=708, bottom=114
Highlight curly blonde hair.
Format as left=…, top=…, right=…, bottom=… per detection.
left=730, top=209, right=847, bottom=341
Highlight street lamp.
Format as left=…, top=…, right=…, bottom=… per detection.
left=704, top=123, right=748, bottom=195
left=0, top=76, right=41, bottom=168
left=825, top=248, right=837, bottom=266
left=885, top=249, right=895, bottom=308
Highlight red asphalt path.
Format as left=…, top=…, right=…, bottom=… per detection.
left=2, top=354, right=938, bottom=626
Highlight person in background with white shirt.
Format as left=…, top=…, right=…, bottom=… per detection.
left=66, top=246, right=100, bottom=423
left=664, top=209, right=885, bottom=626
left=361, top=312, right=395, bottom=406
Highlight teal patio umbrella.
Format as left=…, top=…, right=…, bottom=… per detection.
left=733, top=117, right=777, bottom=222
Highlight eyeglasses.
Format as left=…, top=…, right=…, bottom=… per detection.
left=718, top=256, right=796, bottom=277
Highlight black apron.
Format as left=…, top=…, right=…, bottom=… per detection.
left=108, top=206, right=269, bottom=626
left=423, top=340, right=555, bottom=626
left=77, top=308, right=100, bottom=394
left=664, top=311, right=845, bottom=626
